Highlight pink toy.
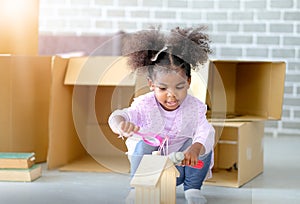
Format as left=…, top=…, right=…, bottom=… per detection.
left=168, top=152, right=204, bottom=169
left=192, top=160, right=204, bottom=169
left=134, top=133, right=205, bottom=169
left=134, top=132, right=164, bottom=147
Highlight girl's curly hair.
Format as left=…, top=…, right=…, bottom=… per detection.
left=122, top=26, right=212, bottom=78
left=168, top=26, right=211, bottom=66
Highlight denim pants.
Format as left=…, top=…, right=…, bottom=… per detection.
left=130, top=139, right=212, bottom=191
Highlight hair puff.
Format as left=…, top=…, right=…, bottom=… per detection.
left=122, top=26, right=212, bottom=72
left=122, top=27, right=165, bottom=71
left=168, top=26, right=212, bottom=67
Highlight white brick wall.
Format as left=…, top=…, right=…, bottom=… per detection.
left=39, top=0, right=300, bottom=137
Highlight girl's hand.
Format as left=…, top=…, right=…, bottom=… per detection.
left=118, top=121, right=140, bottom=138
left=182, top=149, right=199, bottom=166
left=182, top=142, right=204, bottom=166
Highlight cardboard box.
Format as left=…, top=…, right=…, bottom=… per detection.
left=206, top=60, right=286, bottom=121
left=205, top=121, right=264, bottom=188
left=0, top=0, right=39, bottom=55
left=0, top=56, right=52, bottom=162
left=47, top=56, right=136, bottom=173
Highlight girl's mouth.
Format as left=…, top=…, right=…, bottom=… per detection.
left=166, top=100, right=179, bottom=108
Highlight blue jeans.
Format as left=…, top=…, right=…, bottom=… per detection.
left=176, top=139, right=212, bottom=191
left=130, top=139, right=212, bottom=191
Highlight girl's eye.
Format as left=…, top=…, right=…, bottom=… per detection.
left=158, top=87, right=167, bottom=91
left=176, top=86, right=184, bottom=89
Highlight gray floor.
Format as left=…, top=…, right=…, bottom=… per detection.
left=1, top=136, right=299, bottom=204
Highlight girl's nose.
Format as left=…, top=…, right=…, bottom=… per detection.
left=167, top=89, right=176, bottom=97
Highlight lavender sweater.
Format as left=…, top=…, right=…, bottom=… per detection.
left=109, top=91, right=215, bottom=175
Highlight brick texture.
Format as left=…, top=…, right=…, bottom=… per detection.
left=39, top=0, right=300, bottom=137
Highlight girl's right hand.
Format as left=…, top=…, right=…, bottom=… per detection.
left=118, top=121, right=140, bottom=138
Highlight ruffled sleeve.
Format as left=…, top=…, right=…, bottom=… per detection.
left=108, top=92, right=159, bottom=134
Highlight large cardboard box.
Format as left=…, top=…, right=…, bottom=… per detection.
left=47, top=56, right=136, bottom=173
left=205, top=121, right=264, bottom=188
left=0, top=56, right=52, bottom=162
left=206, top=60, right=286, bottom=121
left=0, top=0, right=39, bottom=55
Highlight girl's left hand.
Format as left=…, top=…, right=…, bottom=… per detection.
left=182, top=142, right=203, bottom=166
left=182, top=149, right=199, bottom=166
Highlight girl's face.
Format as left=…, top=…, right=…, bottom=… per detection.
left=148, top=69, right=191, bottom=111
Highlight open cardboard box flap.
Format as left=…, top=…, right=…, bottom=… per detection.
left=64, top=56, right=135, bottom=86
left=206, top=60, right=286, bottom=122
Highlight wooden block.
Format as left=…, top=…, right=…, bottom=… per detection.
left=131, top=155, right=179, bottom=204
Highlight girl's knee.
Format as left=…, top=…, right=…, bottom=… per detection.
left=133, top=140, right=158, bottom=155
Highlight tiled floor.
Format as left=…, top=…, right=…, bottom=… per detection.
left=1, top=136, right=299, bottom=204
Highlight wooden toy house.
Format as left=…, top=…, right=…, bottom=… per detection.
left=130, top=155, right=180, bottom=204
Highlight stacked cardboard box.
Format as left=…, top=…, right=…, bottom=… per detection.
left=204, top=60, right=286, bottom=187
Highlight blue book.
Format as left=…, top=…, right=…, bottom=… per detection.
left=0, top=152, right=35, bottom=169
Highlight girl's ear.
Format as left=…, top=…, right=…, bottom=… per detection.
left=187, top=77, right=191, bottom=87
left=147, top=78, right=155, bottom=91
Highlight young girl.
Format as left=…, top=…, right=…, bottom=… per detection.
left=108, top=26, right=215, bottom=204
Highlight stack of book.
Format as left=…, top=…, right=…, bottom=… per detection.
left=0, top=152, right=42, bottom=182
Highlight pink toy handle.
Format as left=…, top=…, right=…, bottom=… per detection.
left=191, top=160, right=204, bottom=169
left=134, top=132, right=163, bottom=147
left=169, top=152, right=204, bottom=169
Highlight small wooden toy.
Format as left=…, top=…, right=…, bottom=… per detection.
left=130, top=155, right=179, bottom=204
